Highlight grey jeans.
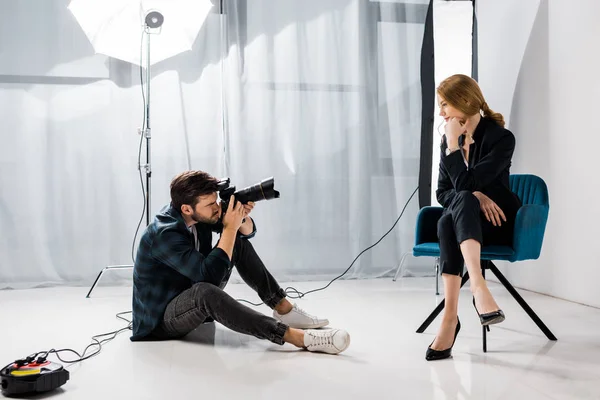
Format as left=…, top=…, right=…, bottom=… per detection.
left=153, top=237, right=288, bottom=345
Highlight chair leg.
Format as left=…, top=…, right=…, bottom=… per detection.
left=392, top=252, right=410, bottom=282
left=417, top=271, right=470, bottom=333
left=435, top=258, right=440, bottom=295
left=482, top=264, right=488, bottom=352
left=487, top=261, right=557, bottom=341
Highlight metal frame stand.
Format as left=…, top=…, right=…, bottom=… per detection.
left=87, top=24, right=157, bottom=298
left=435, top=258, right=439, bottom=295
left=393, top=255, right=440, bottom=296
left=392, top=252, right=410, bottom=281
left=416, top=261, right=557, bottom=352
left=86, top=265, right=136, bottom=298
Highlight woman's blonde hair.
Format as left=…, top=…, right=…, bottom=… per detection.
left=437, top=74, right=505, bottom=128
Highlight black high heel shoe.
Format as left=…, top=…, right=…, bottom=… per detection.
left=472, top=297, right=505, bottom=326
left=425, top=317, right=461, bottom=361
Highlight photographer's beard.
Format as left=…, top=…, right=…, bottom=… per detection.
left=190, top=209, right=221, bottom=225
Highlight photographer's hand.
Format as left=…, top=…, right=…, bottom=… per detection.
left=238, top=202, right=255, bottom=236
left=218, top=195, right=244, bottom=261
left=242, top=202, right=255, bottom=217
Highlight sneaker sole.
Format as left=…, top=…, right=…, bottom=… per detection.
left=287, top=320, right=330, bottom=329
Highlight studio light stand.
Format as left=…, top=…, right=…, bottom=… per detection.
left=139, top=10, right=164, bottom=227
left=86, top=11, right=164, bottom=298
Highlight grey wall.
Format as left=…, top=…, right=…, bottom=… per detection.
left=479, top=0, right=600, bottom=307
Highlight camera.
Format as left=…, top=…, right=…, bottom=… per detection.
left=216, top=177, right=280, bottom=214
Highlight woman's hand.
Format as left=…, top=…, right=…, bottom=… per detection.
left=444, top=117, right=464, bottom=148
left=473, top=191, right=506, bottom=227
left=445, top=117, right=474, bottom=150
left=445, top=115, right=478, bottom=149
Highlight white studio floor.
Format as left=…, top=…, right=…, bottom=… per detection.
left=1, top=277, right=599, bottom=400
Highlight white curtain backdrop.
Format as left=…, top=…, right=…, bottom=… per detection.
left=431, top=0, right=473, bottom=206
left=0, top=0, right=429, bottom=288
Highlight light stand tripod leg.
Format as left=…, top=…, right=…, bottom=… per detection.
left=392, top=252, right=410, bottom=281
left=86, top=28, right=153, bottom=299
left=86, top=265, right=134, bottom=298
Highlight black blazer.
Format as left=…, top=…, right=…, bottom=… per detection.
left=436, top=116, right=522, bottom=217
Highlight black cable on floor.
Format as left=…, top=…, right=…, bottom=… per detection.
left=5, top=312, right=132, bottom=370
left=236, top=186, right=419, bottom=306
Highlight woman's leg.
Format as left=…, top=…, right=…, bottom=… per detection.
left=449, top=191, right=501, bottom=314
left=460, top=239, right=500, bottom=314
left=430, top=274, right=461, bottom=350
left=431, top=213, right=463, bottom=350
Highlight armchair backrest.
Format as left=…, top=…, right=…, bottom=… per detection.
left=509, top=174, right=550, bottom=261
left=509, top=174, right=549, bottom=207
left=413, top=174, right=550, bottom=262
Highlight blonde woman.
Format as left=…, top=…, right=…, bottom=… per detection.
left=427, top=74, right=522, bottom=361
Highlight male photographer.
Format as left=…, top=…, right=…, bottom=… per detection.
left=131, top=170, right=350, bottom=355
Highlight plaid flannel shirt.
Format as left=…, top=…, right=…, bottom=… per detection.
left=131, top=204, right=256, bottom=341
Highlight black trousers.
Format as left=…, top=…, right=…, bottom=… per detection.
left=152, top=237, right=288, bottom=344
left=437, top=191, right=516, bottom=276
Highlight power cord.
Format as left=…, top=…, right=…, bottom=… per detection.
left=236, top=185, right=419, bottom=306
left=3, top=312, right=132, bottom=372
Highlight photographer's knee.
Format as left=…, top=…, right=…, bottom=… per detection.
left=192, top=282, right=219, bottom=300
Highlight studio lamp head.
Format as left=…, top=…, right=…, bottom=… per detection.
left=144, top=10, right=164, bottom=32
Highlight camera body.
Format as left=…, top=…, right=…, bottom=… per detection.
left=216, top=177, right=280, bottom=214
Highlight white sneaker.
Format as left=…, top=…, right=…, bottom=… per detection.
left=304, top=329, right=350, bottom=355
left=273, top=303, right=329, bottom=329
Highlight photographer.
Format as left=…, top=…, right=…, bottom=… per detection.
left=131, top=170, right=350, bottom=355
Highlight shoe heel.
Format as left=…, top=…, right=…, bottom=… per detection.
left=473, top=297, right=505, bottom=326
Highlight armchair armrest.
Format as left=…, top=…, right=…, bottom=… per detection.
left=512, top=204, right=549, bottom=261
left=415, top=206, right=444, bottom=246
